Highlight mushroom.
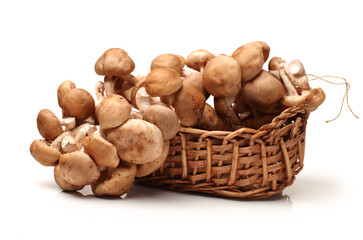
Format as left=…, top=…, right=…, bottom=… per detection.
left=141, top=104, right=180, bottom=140
left=131, top=77, right=161, bottom=112
left=37, top=109, right=64, bottom=141
left=94, top=48, right=135, bottom=96
left=214, top=97, right=242, bottom=129
left=145, top=68, right=183, bottom=97
left=242, top=70, right=286, bottom=115
left=83, top=132, right=120, bottom=168
left=59, top=151, right=100, bottom=186
left=59, top=117, right=76, bottom=131
left=268, top=56, right=286, bottom=79
left=136, top=140, right=170, bottom=177
left=91, top=162, right=137, bottom=197
left=60, top=88, right=95, bottom=119
left=30, top=139, right=61, bottom=166
left=95, top=94, right=131, bottom=130
left=285, top=59, right=310, bottom=91
left=232, top=41, right=270, bottom=82
left=54, top=164, right=84, bottom=191
left=185, top=49, right=215, bottom=72
left=197, top=103, right=231, bottom=131
left=202, top=55, right=241, bottom=98
left=308, top=88, right=326, bottom=111
left=107, top=119, right=164, bottom=164
left=150, top=53, right=183, bottom=74
left=57, top=80, right=76, bottom=109
left=177, top=55, right=186, bottom=69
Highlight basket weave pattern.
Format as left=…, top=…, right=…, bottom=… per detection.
left=137, top=106, right=309, bottom=199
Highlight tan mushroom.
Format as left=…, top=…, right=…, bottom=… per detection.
left=95, top=94, right=131, bottom=130
left=107, top=119, right=164, bottom=164
left=141, top=104, right=180, bottom=140
left=145, top=68, right=182, bottom=97
left=30, top=139, right=61, bottom=166
left=197, top=103, right=231, bottom=131
left=60, top=88, right=95, bottom=119
left=58, top=123, right=97, bottom=153
left=37, top=109, right=64, bottom=141
left=308, top=88, right=326, bottom=111
left=83, top=132, right=120, bottom=168
left=57, top=80, right=76, bottom=108
left=186, top=49, right=215, bottom=72
left=214, top=97, right=241, bottom=129
left=59, top=151, right=100, bottom=186
left=177, top=55, right=186, bottom=69
left=54, top=164, right=84, bottom=191
left=232, top=41, right=270, bottom=82
left=136, top=140, right=170, bottom=177
left=91, top=162, right=137, bottom=197
left=202, top=55, right=241, bottom=98
left=150, top=53, right=183, bottom=74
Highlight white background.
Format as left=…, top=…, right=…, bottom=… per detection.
left=1, top=0, right=362, bottom=239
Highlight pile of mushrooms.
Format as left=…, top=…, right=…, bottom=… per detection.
left=30, top=42, right=325, bottom=197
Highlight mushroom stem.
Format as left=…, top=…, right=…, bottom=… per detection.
left=104, top=76, right=117, bottom=96
left=59, top=117, right=76, bottom=131
left=285, top=60, right=310, bottom=90
left=95, top=81, right=105, bottom=101
left=279, top=63, right=298, bottom=96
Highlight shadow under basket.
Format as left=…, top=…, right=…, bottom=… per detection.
left=136, top=106, right=310, bottom=199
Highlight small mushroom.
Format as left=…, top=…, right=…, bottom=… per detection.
left=60, top=88, right=95, bottom=119
left=232, top=41, right=270, bottom=82
left=57, top=80, right=76, bottom=108
left=150, top=53, right=183, bottom=74
left=59, top=117, right=76, bottom=131
left=141, top=104, right=180, bottom=140
left=30, top=139, right=61, bottom=166
left=95, top=94, right=131, bottom=130
left=107, top=119, right=164, bottom=164
left=136, top=140, right=170, bottom=177
left=285, top=59, right=310, bottom=91
left=197, top=103, right=231, bottom=131
left=91, top=162, right=137, bottom=197
left=37, top=109, right=64, bottom=141
left=214, top=97, right=241, bottom=129
left=59, top=151, right=100, bottom=186
left=54, top=164, right=84, bottom=191
left=308, top=88, right=326, bottom=111
left=185, top=49, right=215, bottom=72
left=60, top=123, right=97, bottom=153
left=145, top=68, right=182, bottom=97
left=83, top=132, right=120, bottom=168
left=202, top=55, right=241, bottom=98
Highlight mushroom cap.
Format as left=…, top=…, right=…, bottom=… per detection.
left=232, top=41, right=270, bottom=82
left=83, top=132, right=120, bottom=168
left=54, top=164, right=84, bottom=191
left=145, top=68, right=182, bottom=97
left=107, top=119, right=164, bottom=164
left=198, top=103, right=231, bottom=131
left=37, top=109, right=64, bottom=141
left=268, top=56, right=286, bottom=71
left=186, top=49, right=215, bottom=71
left=95, top=48, right=135, bottom=76
left=172, top=79, right=206, bottom=127
left=59, top=151, right=100, bottom=186
left=150, top=53, right=183, bottom=74
left=57, top=80, right=76, bottom=108
left=202, top=55, right=241, bottom=98
left=281, top=90, right=314, bottom=108
left=176, top=55, right=186, bottom=69
left=308, top=88, right=326, bottom=111
left=136, top=140, right=170, bottom=177
left=95, top=94, right=131, bottom=130
left=91, top=162, right=137, bottom=197
left=30, top=139, right=61, bottom=166
left=183, top=72, right=209, bottom=98
left=61, top=88, right=95, bottom=119
left=242, top=70, right=285, bottom=109
left=142, top=104, right=180, bottom=140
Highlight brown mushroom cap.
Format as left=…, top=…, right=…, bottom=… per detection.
left=242, top=70, right=285, bottom=112
left=142, top=104, right=180, bottom=140
left=268, top=56, right=286, bottom=71
left=54, top=164, right=84, bottom=191
left=136, top=140, right=170, bottom=177
left=61, top=88, right=95, bottom=119
left=57, top=80, right=76, bottom=108
left=202, top=55, right=241, bottom=98
left=308, top=88, right=326, bottom=111
left=83, top=132, right=120, bottom=168
left=95, top=48, right=135, bottom=76
left=198, top=103, right=231, bottom=131
left=145, top=68, right=182, bottom=97
left=30, top=139, right=61, bottom=166
left=186, top=49, right=215, bottom=71
left=232, top=41, right=270, bottom=82
left=183, top=72, right=209, bottom=98
left=37, top=109, right=64, bottom=141
left=176, top=55, right=186, bottom=69
left=91, top=162, right=137, bottom=197
left=95, top=94, right=131, bottom=130
left=107, top=119, right=164, bottom=164
left=150, top=53, right=183, bottom=74
left=59, top=151, right=100, bottom=186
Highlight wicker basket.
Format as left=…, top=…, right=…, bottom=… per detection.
left=137, top=105, right=309, bottom=199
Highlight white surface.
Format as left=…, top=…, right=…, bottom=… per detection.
left=1, top=1, right=362, bottom=239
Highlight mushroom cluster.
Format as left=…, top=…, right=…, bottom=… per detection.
left=30, top=42, right=325, bottom=197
